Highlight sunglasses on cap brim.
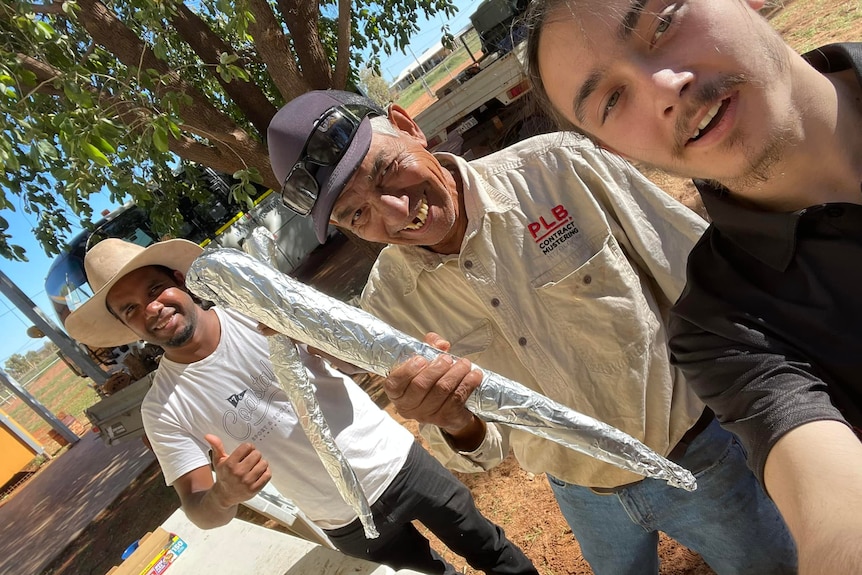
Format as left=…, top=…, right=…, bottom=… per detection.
left=280, top=103, right=380, bottom=216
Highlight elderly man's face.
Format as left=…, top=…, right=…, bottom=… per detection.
left=329, top=109, right=466, bottom=255
left=537, top=0, right=798, bottom=184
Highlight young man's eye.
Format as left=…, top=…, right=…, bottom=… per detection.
left=651, top=3, right=679, bottom=47
left=602, top=90, right=622, bottom=122
left=652, top=15, right=671, bottom=45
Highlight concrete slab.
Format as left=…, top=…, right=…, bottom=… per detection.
left=0, top=432, right=154, bottom=575
left=157, top=509, right=430, bottom=575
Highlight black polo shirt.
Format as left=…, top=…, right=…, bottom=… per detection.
left=669, top=43, right=862, bottom=484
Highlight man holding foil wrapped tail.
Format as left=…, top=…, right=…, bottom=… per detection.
left=64, top=238, right=538, bottom=575
left=267, top=90, right=796, bottom=574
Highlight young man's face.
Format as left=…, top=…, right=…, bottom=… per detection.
left=537, top=0, right=797, bottom=183
left=106, top=266, right=200, bottom=349
left=329, top=115, right=467, bottom=255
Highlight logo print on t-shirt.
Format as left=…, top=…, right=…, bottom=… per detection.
left=528, top=204, right=579, bottom=255
left=226, top=389, right=248, bottom=407
left=223, top=360, right=288, bottom=442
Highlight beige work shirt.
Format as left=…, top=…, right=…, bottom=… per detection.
left=361, top=133, right=706, bottom=488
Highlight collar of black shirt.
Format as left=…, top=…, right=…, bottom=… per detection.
left=696, top=180, right=803, bottom=273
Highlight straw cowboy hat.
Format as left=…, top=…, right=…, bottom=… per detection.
left=65, top=238, right=203, bottom=348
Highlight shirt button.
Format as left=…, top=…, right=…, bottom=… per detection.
left=518, top=337, right=527, bottom=347
left=826, top=206, right=844, bottom=218
left=490, top=298, right=500, bottom=307
left=463, top=260, right=473, bottom=269
left=583, top=274, right=592, bottom=285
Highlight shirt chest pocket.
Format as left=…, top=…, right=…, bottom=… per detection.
left=446, top=320, right=493, bottom=360
left=530, top=235, right=655, bottom=375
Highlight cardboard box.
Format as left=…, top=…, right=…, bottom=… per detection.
left=106, top=527, right=187, bottom=575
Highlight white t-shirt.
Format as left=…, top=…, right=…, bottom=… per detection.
left=141, top=307, right=414, bottom=529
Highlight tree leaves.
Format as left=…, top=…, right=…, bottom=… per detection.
left=82, top=142, right=111, bottom=166
left=0, top=0, right=456, bottom=261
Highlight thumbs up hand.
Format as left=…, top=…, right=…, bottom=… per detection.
left=205, top=434, right=272, bottom=508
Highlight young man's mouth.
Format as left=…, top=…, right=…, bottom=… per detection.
left=151, top=310, right=176, bottom=332
left=403, top=197, right=429, bottom=231
left=688, top=98, right=731, bottom=143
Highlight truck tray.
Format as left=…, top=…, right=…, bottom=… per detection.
left=85, top=372, right=155, bottom=446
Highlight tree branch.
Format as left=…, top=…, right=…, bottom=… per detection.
left=71, top=0, right=272, bottom=175
left=19, top=1, right=65, bottom=15
left=276, top=0, right=332, bottom=90
left=17, top=51, right=276, bottom=189
left=333, top=0, right=351, bottom=90
left=244, top=0, right=311, bottom=102
left=170, top=3, right=277, bottom=135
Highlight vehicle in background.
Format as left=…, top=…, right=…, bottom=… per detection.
left=45, top=166, right=330, bottom=445
left=471, top=0, right=529, bottom=56
left=413, top=0, right=548, bottom=158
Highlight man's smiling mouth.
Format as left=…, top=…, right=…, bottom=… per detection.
left=403, top=198, right=429, bottom=231
left=151, top=310, right=175, bottom=332
left=689, top=99, right=729, bottom=142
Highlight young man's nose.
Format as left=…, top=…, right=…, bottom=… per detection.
left=650, top=67, right=695, bottom=118
left=145, top=298, right=164, bottom=318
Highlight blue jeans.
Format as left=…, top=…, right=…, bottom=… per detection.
left=325, top=442, right=538, bottom=575
left=547, top=419, right=797, bottom=575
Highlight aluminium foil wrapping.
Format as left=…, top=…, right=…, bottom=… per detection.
left=186, top=236, right=696, bottom=501
left=266, top=335, right=377, bottom=538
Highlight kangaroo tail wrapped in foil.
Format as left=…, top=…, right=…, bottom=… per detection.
left=268, top=336, right=378, bottom=539
left=186, top=247, right=697, bottom=492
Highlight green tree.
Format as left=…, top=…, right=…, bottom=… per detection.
left=23, top=349, right=40, bottom=369
left=4, top=352, right=30, bottom=378
left=0, top=0, right=455, bottom=260
left=358, top=66, right=393, bottom=108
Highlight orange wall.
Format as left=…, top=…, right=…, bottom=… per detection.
left=0, top=408, right=41, bottom=486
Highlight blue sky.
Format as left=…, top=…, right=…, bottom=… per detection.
left=0, top=0, right=480, bottom=368
left=0, top=191, right=121, bottom=368
left=376, top=0, right=484, bottom=83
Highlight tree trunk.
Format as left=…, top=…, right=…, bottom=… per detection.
left=245, top=0, right=312, bottom=102
left=333, top=0, right=351, bottom=90
left=277, top=0, right=332, bottom=90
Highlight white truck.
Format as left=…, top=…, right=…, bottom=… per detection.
left=85, top=371, right=155, bottom=446
left=414, top=0, right=540, bottom=158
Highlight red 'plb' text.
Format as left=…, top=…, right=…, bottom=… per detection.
left=528, top=205, right=578, bottom=254
left=529, top=205, right=571, bottom=240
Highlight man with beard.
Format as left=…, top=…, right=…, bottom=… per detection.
left=526, top=0, right=862, bottom=572
left=64, top=238, right=539, bottom=575
left=267, top=89, right=796, bottom=574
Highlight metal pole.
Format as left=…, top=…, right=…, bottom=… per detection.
left=0, top=270, right=107, bottom=384
left=0, top=367, right=79, bottom=445
left=406, top=44, right=435, bottom=98
left=460, top=33, right=480, bottom=65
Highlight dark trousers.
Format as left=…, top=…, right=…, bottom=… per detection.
left=324, top=442, right=538, bottom=575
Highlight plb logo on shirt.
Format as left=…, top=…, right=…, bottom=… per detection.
left=528, top=204, right=578, bottom=255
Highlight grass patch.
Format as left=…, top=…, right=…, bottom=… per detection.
left=395, top=29, right=482, bottom=110
left=3, top=359, right=99, bottom=439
